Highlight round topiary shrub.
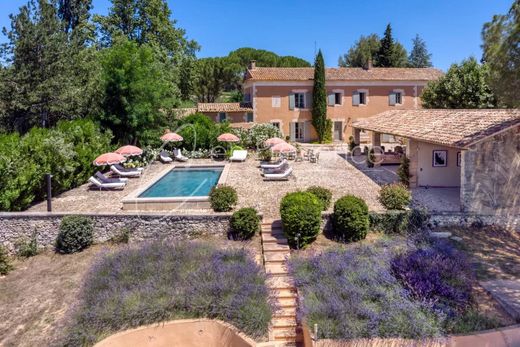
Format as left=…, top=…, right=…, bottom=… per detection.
left=230, top=207, right=260, bottom=240
left=332, top=195, right=369, bottom=242
left=378, top=183, right=411, bottom=210
left=209, top=185, right=238, bottom=212
left=306, top=186, right=332, bottom=211
left=280, top=192, right=322, bottom=248
left=56, top=215, right=94, bottom=254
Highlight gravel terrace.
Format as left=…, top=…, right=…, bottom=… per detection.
left=28, top=151, right=384, bottom=218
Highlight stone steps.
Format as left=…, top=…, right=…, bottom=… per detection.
left=265, top=263, right=288, bottom=276
left=264, top=252, right=288, bottom=264
left=263, top=243, right=290, bottom=252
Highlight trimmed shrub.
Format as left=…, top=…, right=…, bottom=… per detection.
left=370, top=211, right=410, bottom=234
left=397, top=155, right=411, bottom=186
left=332, top=195, right=369, bottom=242
left=280, top=192, right=322, bottom=248
left=15, top=233, right=38, bottom=257
left=209, top=185, right=238, bottom=212
left=230, top=208, right=259, bottom=240
left=64, top=241, right=272, bottom=345
left=110, top=228, right=130, bottom=244
left=306, top=186, right=332, bottom=211
left=367, top=148, right=376, bottom=168
left=0, top=245, right=13, bottom=275
left=378, top=183, right=411, bottom=210
left=409, top=208, right=430, bottom=232
left=56, top=215, right=94, bottom=254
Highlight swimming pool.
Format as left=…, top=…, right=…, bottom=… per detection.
left=122, top=164, right=229, bottom=211
left=139, top=167, right=223, bottom=198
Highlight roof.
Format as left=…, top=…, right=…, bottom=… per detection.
left=197, top=102, right=253, bottom=113
left=245, top=67, right=443, bottom=82
left=352, top=109, right=520, bottom=148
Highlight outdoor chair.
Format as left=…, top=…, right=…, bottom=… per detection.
left=110, top=164, right=142, bottom=177
left=264, top=166, right=293, bottom=181
left=173, top=148, right=188, bottom=162
left=229, top=150, right=247, bottom=162
left=260, top=159, right=287, bottom=169
left=89, top=172, right=128, bottom=190
left=159, top=150, right=173, bottom=163
left=261, top=162, right=289, bottom=176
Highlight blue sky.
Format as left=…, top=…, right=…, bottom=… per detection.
left=0, top=0, right=513, bottom=70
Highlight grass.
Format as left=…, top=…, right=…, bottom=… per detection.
left=63, top=240, right=272, bottom=346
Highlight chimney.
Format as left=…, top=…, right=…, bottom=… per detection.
left=364, top=58, right=373, bottom=70
left=249, top=60, right=257, bottom=70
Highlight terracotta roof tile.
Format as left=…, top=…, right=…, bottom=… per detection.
left=197, top=102, right=253, bottom=112
left=245, top=67, right=443, bottom=81
left=352, top=109, right=520, bottom=148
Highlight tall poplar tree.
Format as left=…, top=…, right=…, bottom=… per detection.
left=311, top=50, right=330, bottom=143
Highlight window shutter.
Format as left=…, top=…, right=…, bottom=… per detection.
left=352, top=91, right=360, bottom=106
left=327, top=94, right=335, bottom=106
left=289, top=93, right=295, bottom=110
left=307, top=92, right=312, bottom=108
left=290, top=122, right=295, bottom=140
left=389, top=92, right=396, bottom=106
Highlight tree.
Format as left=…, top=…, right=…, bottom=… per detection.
left=482, top=0, right=520, bottom=107
left=95, top=0, right=198, bottom=61
left=421, top=58, right=497, bottom=109
left=57, top=0, right=92, bottom=33
left=408, top=34, right=432, bottom=68
left=311, top=50, right=331, bottom=143
left=377, top=24, right=408, bottom=67
left=227, top=47, right=310, bottom=68
left=98, top=38, right=177, bottom=143
left=191, top=57, right=239, bottom=103
left=338, top=34, right=380, bottom=67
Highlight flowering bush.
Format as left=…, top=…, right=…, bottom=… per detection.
left=288, top=240, right=441, bottom=339
left=235, top=123, right=282, bottom=149
left=64, top=241, right=272, bottom=345
left=391, top=240, right=475, bottom=316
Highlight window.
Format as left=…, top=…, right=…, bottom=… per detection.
left=272, top=96, right=281, bottom=108
left=359, top=92, right=367, bottom=105
left=244, top=93, right=251, bottom=102
left=334, top=92, right=342, bottom=105
left=294, top=93, right=305, bottom=108
left=389, top=90, right=403, bottom=105
left=395, top=92, right=402, bottom=104
left=218, top=112, right=227, bottom=122
left=353, top=90, right=368, bottom=106
left=245, top=112, right=254, bottom=123
left=293, top=122, right=304, bottom=140
left=271, top=122, right=280, bottom=129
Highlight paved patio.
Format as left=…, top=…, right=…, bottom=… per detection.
left=28, top=151, right=384, bottom=218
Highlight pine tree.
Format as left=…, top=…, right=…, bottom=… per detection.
left=311, top=50, right=330, bottom=143
left=57, top=0, right=92, bottom=34
left=377, top=24, right=408, bottom=67
left=408, top=34, right=432, bottom=68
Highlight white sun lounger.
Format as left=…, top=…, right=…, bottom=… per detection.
left=88, top=176, right=127, bottom=190
left=260, top=159, right=287, bottom=169
left=110, top=164, right=142, bottom=177
left=229, top=150, right=247, bottom=162
left=159, top=150, right=173, bottom=163
left=263, top=167, right=293, bottom=181
left=173, top=148, right=188, bottom=162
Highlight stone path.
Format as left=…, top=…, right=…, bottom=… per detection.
left=260, top=220, right=301, bottom=346
left=480, top=279, right=520, bottom=321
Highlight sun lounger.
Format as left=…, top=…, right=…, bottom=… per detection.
left=229, top=150, right=247, bottom=162
left=89, top=172, right=128, bottom=190
left=263, top=167, right=293, bottom=181
left=173, top=148, right=188, bottom=162
left=261, top=162, right=289, bottom=176
left=260, top=159, right=287, bottom=169
left=159, top=150, right=173, bottom=163
left=95, top=171, right=128, bottom=184
left=110, top=164, right=142, bottom=177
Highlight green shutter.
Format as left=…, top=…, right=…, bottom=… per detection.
left=327, top=94, right=335, bottom=106
left=289, top=93, right=295, bottom=110
left=389, top=92, right=396, bottom=106
left=352, top=91, right=360, bottom=106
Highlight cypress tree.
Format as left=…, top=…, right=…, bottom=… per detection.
left=311, top=50, right=331, bottom=143
left=378, top=24, right=394, bottom=67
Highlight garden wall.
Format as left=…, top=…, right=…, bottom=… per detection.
left=0, top=212, right=234, bottom=254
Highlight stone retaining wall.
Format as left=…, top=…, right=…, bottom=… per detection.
left=0, top=212, right=234, bottom=254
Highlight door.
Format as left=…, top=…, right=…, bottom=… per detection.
left=333, top=121, right=343, bottom=141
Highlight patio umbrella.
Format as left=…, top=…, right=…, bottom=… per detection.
left=271, top=142, right=296, bottom=153
left=160, top=132, right=183, bottom=142
left=115, top=145, right=143, bottom=157
left=217, top=133, right=240, bottom=143
left=93, top=152, right=126, bottom=166
left=264, top=137, right=285, bottom=146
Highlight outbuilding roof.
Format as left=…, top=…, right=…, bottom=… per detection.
left=352, top=109, right=520, bottom=148
left=245, top=67, right=443, bottom=82
left=196, top=102, right=253, bottom=113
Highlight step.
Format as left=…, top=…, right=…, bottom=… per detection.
left=273, top=306, right=297, bottom=318
left=263, top=243, right=290, bottom=252
left=261, top=231, right=286, bottom=240
left=264, top=252, right=288, bottom=264
left=262, top=220, right=282, bottom=227
left=267, top=276, right=295, bottom=290
left=276, top=297, right=297, bottom=308
left=272, top=288, right=297, bottom=298
left=265, top=263, right=288, bottom=275
left=273, top=329, right=299, bottom=342
left=262, top=236, right=288, bottom=245
left=272, top=318, right=297, bottom=329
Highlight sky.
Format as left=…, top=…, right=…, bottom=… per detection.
left=0, top=0, right=514, bottom=70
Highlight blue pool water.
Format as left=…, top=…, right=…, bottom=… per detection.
left=139, top=167, right=223, bottom=198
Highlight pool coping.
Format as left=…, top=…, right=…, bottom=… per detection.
left=121, top=163, right=230, bottom=209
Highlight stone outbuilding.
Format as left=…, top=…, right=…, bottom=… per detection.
left=352, top=109, right=520, bottom=216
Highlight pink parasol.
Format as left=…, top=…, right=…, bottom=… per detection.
left=264, top=137, right=286, bottom=146
left=161, top=132, right=183, bottom=142
left=271, top=142, right=296, bottom=153
left=217, top=133, right=240, bottom=142
left=115, top=145, right=143, bottom=157
left=93, top=152, right=126, bottom=166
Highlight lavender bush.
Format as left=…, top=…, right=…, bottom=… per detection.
left=64, top=241, right=272, bottom=345
left=288, top=239, right=442, bottom=339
